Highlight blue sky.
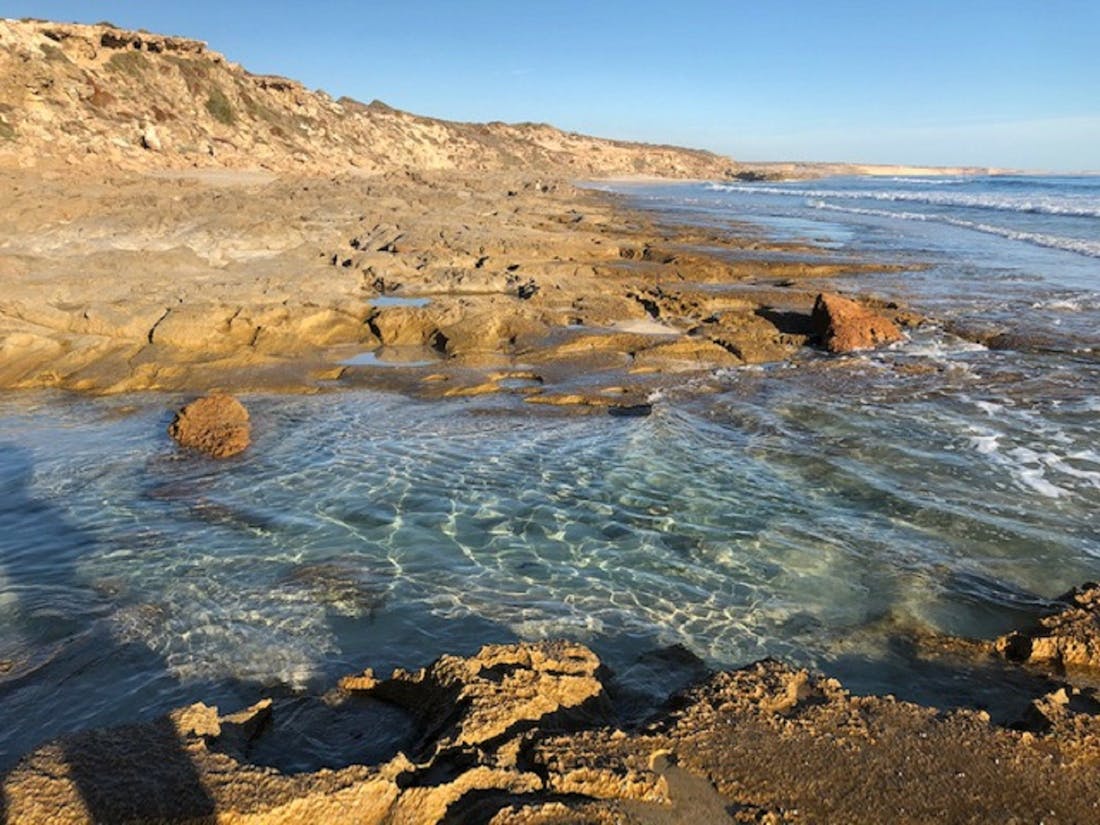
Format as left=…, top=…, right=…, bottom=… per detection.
left=7, top=1, right=1099, bottom=170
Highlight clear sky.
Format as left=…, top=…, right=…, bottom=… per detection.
left=6, top=1, right=1099, bottom=170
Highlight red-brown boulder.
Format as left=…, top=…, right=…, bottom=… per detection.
left=811, top=292, right=903, bottom=353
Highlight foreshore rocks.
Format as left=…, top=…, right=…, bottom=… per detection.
left=167, top=393, right=251, bottom=458
left=0, top=165, right=928, bottom=399
left=811, top=292, right=903, bottom=353
left=6, top=597, right=1100, bottom=824
left=995, top=582, right=1100, bottom=670
left=339, top=641, right=611, bottom=757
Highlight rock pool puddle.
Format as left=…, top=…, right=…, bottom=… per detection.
left=367, top=296, right=432, bottom=308
left=340, top=346, right=444, bottom=368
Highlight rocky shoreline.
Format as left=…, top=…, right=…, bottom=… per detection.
left=7, top=144, right=1092, bottom=825
left=7, top=157, right=1083, bottom=825
left=0, top=165, right=917, bottom=409
left=3, top=586, right=1099, bottom=823
left=3, top=17, right=1092, bottom=824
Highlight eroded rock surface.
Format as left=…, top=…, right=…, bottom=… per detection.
left=168, top=393, right=251, bottom=458
left=0, top=19, right=932, bottom=399
left=811, top=292, right=904, bottom=353
left=996, top=582, right=1100, bottom=671
left=6, top=635, right=1100, bottom=824
left=0, top=165, right=922, bottom=399
left=340, top=641, right=611, bottom=756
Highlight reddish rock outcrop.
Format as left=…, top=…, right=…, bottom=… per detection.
left=811, top=292, right=903, bottom=353
left=167, top=393, right=251, bottom=458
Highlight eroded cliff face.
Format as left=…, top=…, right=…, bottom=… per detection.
left=0, top=18, right=737, bottom=178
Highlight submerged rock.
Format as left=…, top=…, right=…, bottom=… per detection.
left=167, top=394, right=251, bottom=458
left=811, top=292, right=903, bottom=353
left=607, top=402, right=652, bottom=418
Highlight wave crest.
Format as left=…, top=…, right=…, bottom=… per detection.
left=705, top=182, right=1100, bottom=219
left=804, top=200, right=1100, bottom=258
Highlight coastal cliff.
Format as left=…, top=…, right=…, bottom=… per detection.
left=0, top=18, right=740, bottom=178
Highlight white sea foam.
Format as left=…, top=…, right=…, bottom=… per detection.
left=1033, top=298, right=1084, bottom=311
left=803, top=200, right=1100, bottom=258
left=973, top=400, right=1004, bottom=417
left=1015, top=467, right=1066, bottom=498
left=891, top=329, right=987, bottom=359
left=884, top=177, right=970, bottom=186
left=1030, top=293, right=1100, bottom=312
left=968, top=432, right=1001, bottom=455
left=705, top=182, right=1100, bottom=218
left=998, top=447, right=1068, bottom=499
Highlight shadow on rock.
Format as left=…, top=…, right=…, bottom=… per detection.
left=0, top=442, right=237, bottom=821
left=827, top=632, right=1065, bottom=726
left=604, top=643, right=712, bottom=729
left=754, top=306, right=814, bottom=337
left=59, top=717, right=216, bottom=822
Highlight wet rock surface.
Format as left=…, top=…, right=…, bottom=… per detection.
left=5, top=622, right=1100, bottom=824
left=167, top=393, right=251, bottom=458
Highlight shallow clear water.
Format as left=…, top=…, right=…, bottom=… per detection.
left=341, top=345, right=444, bottom=367
left=2, top=175, right=1099, bottom=768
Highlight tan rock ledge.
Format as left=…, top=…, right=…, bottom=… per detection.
left=5, top=591, right=1100, bottom=825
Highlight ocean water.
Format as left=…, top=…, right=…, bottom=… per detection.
left=2, top=175, right=1099, bottom=768
left=610, top=175, right=1100, bottom=349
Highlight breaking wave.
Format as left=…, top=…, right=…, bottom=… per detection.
left=705, top=182, right=1100, bottom=218
left=806, top=200, right=1100, bottom=258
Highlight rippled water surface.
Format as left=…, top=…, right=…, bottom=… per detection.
left=2, top=175, right=1099, bottom=767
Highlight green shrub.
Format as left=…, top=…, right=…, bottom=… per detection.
left=40, top=43, right=71, bottom=63
left=205, top=86, right=236, bottom=126
left=164, top=55, right=207, bottom=94
left=106, top=51, right=146, bottom=77
left=0, top=120, right=15, bottom=141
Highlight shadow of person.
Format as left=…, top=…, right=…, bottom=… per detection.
left=0, top=441, right=215, bottom=821
left=60, top=717, right=216, bottom=822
